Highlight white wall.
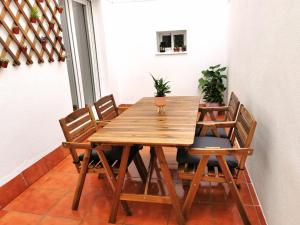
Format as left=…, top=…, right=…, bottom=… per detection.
left=0, top=62, right=72, bottom=186
left=96, top=0, right=229, bottom=104
left=228, top=0, right=300, bottom=224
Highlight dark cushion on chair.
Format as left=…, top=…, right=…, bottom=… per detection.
left=195, top=127, right=228, bottom=138
left=79, top=144, right=141, bottom=166
left=176, top=137, right=238, bottom=171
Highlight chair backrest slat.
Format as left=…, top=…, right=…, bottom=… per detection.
left=233, top=105, right=257, bottom=148
left=94, top=94, right=118, bottom=121
left=59, top=107, right=97, bottom=142
left=227, top=92, right=240, bottom=121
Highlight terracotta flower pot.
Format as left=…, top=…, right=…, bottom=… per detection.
left=20, top=46, right=27, bottom=54
left=41, top=39, right=47, bottom=48
left=0, top=61, right=8, bottom=68
left=12, top=26, right=19, bottom=34
left=30, top=17, right=37, bottom=23
left=57, top=7, right=63, bottom=13
left=49, top=22, right=54, bottom=29
left=154, top=97, right=166, bottom=113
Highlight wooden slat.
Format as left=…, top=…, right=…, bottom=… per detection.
left=120, top=194, right=171, bottom=204
left=67, top=114, right=91, bottom=132
left=89, top=96, right=200, bottom=146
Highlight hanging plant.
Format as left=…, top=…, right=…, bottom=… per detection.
left=30, top=7, right=40, bottom=23
left=56, top=36, right=62, bottom=43
left=49, top=21, right=55, bottom=29
left=20, top=45, right=28, bottom=54
left=0, top=58, right=9, bottom=68
left=12, top=25, right=20, bottom=34
left=40, top=36, right=47, bottom=48
left=57, top=6, right=63, bottom=13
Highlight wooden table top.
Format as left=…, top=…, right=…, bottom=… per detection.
left=88, top=96, right=200, bottom=146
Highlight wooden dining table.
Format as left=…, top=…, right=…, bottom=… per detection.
left=88, top=96, right=200, bottom=225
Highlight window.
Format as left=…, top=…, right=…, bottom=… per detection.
left=157, top=30, right=187, bottom=54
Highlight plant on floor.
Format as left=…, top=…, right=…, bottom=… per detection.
left=198, top=64, right=227, bottom=104
left=30, top=7, right=40, bottom=23
left=151, top=74, right=171, bottom=113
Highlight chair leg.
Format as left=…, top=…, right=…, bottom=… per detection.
left=133, top=151, right=147, bottom=183
left=217, top=156, right=251, bottom=225
left=72, top=149, right=91, bottom=210
left=182, top=156, right=209, bottom=218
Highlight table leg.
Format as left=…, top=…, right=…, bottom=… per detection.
left=72, top=149, right=91, bottom=210
left=182, top=156, right=209, bottom=218
left=155, top=147, right=185, bottom=225
left=109, top=145, right=130, bottom=223
left=133, top=152, right=148, bottom=183
left=96, top=147, right=132, bottom=216
left=217, top=156, right=251, bottom=225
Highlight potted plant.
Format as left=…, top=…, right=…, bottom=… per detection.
left=173, top=46, right=180, bottom=52
left=40, top=36, right=47, bottom=48
left=159, top=41, right=166, bottom=53
left=30, top=7, right=40, bottom=23
left=182, top=45, right=186, bottom=51
left=0, top=58, right=9, bottom=68
left=198, top=64, right=227, bottom=115
left=49, top=20, right=55, bottom=29
left=12, top=25, right=19, bottom=34
left=56, top=36, right=62, bottom=43
left=20, top=45, right=28, bottom=54
left=151, top=74, right=171, bottom=113
left=57, top=6, right=63, bottom=13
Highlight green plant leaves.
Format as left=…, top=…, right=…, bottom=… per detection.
left=150, top=74, right=171, bottom=97
left=198, top=64, right=227, bottom=104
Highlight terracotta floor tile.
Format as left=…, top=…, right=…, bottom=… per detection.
left=213, top=204, right=244, bottom=225
left=0, top=211, right=7, bottom=219
left=4, top=188, right=64, bottom=215
left=256, top=206, right=267, bottom=225
left=22, top=158, right=49, bottom=186
left=0, top=211, right=42, bottom=225
left=245, top=205, right=261, bottom=225
left=39, top=216, right=81, bottom=225
left=0, top=174, right=28, bottom=209
left=83, top=195, right=125, bottom=224
left=48, top=192, right=97, bottom=220
left=31, top=171, right=78, bottom=193
left=169, top=203, right=213, bottom=225
left=248, top=183, right=260, bottom=205
left=123, top=203, right=170, bottom=225
left=51, top=157, right=78, bottom=174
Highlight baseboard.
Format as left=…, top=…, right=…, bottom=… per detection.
left=0, top=145, right=69, bottom=210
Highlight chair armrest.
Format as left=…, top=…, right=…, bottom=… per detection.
left=196, top=121, right=236, bottom=128
left=62, top=141, right=92, bottom=150
left=189, top=147, right=253, bottom=156
left=198, top=106, right=228, bottom=112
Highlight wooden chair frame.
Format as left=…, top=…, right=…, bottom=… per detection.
left=94, top=94, right=119, bottom=121
left=197, top=92, right=240, bottom=137
left=59, top=106, right=147, bottom=212
left=180, top=105, right=257, bottom=225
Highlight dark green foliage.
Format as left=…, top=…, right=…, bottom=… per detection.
left=198, top=64, right=227, bottom=104
left=151, top=74, right=171, bottom=97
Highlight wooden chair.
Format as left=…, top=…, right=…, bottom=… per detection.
left=94, top=94, right=119, bottom=121
left=197, top=92, right=240, bottom=138
left=177, top=105, right=257, bottom=224
left=59, top=106, right=147, bottom=212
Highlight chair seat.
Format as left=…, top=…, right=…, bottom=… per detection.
left=176, top=136, right=238, bottom=171
left=195, top=127, right=228, bottom=138
left=79, top=145, right=142, bottom=166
